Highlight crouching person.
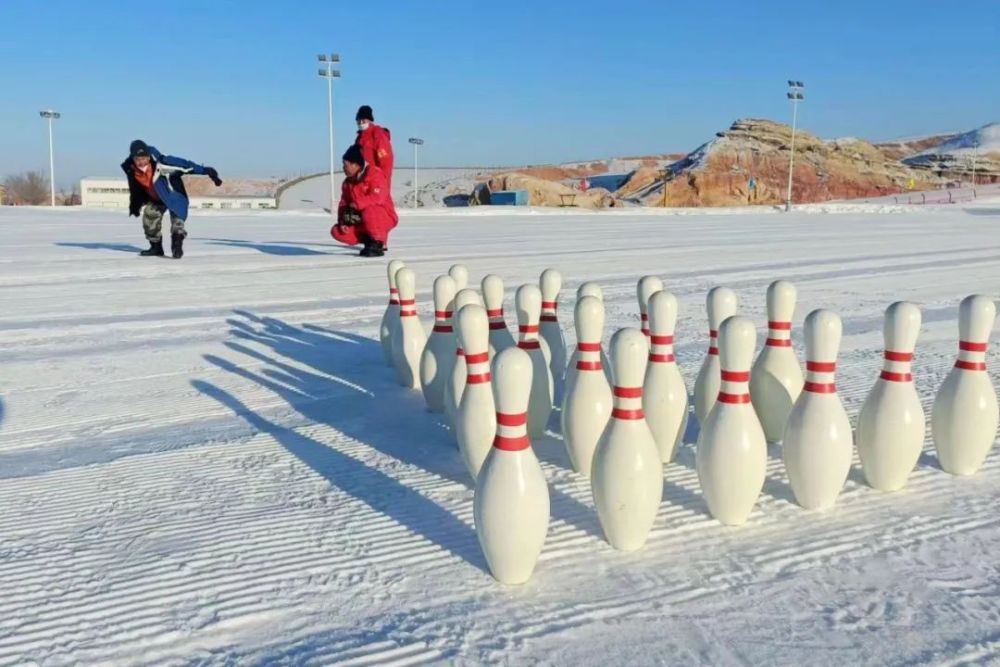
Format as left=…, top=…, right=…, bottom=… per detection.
left=331, top=144, right=398, bottom=257
left=121, top=139, right=222, bottom=259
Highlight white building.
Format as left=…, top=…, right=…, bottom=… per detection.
left=80, top=178, right=131, bottom=208
left=80, top=177, right=277, bottom=210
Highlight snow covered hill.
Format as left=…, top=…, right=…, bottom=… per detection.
left=903, top=122, right=1000, bottom=182
left=910, top=122, right=1000, bottom=158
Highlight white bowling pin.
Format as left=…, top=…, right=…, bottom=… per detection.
left=515, top=284, right=554, bottom=440
left=475, top=346, right=550, bottom=585
left=540, top=269, right=568, bottom=400
left=565, top=282, right=612, bottom=392
left=637, top=275, right=664, bottom=338
left=448, top=264, right=469, bottom=292
left=782, top=310, right=853, bottom=510
left=643, top=290, right=689, bottom=463
left=591, top=328, right=663, bottom=551
left=455, top=304, right=497, bottom=479
left=857, top=301, right=925, bottom=492
left=482, top=274, right=516, bottom=359
left=444, top=289, right=485, bottom=438
left=380, top=260, right=405, bottom=366
left=578, top=282, right=603, bottom=300
left=933, top=295, right=999, bottom=476
left=693, top=287, right=738, bottom=425
left=696, top=316, right=767, bottom=526
left=561, top=296, right=613, bottom=477
left=419, top=275, right=458, bottom=412
left=750, top=280, right=804, bottom=443
left=391, top=268, right=426, bottom=389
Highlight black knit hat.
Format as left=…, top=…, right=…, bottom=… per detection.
left=342, top=144, right=366, bottom=168
left=129, top=140, right=150, bottom=159
left=355, top=105, right=374, bottom=122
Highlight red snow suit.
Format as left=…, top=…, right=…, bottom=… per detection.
left=355, top=124, right=394, bottom=188
left=331, top=165, right=398, bottom=246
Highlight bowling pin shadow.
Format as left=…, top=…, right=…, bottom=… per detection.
left=683, top=409, right=700, bottom=445
left=846, top=465, right=868, bottom=487
left=760, top=442, right=796, bottom=505
left=194, top=311, right=488, bottom=573
left=663, top=444, right=713, bottom=518
left=522, top=431, right=605, bottom=539
left=917, top=450, right=943, bottom=472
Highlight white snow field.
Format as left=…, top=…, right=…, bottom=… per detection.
left=2, top=202, right=1000, bottom=666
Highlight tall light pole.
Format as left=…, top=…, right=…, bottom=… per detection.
left=971, top=140, right=979, bottom=187
left=785, top=81, right=804, bottom=212
left=317, top=54, right=341, bottom=214
left=39, top=110, right=60, bottom=206
left=408, top=137, right=424, bottom=208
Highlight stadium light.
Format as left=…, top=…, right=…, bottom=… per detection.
left=408, top=137, right=424, bottom=208
left=317, top=54, right=341, bottom=214
left=39, top=110, right=60, bottom=206
left=785, top=81, right=805, bottom=212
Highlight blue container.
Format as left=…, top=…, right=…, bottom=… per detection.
left=491, top=190, right=529, bottom=206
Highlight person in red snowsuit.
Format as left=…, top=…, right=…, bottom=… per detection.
left=354, top=105, right=394, bottom=188
left=331, top=144, right=398, bottom=257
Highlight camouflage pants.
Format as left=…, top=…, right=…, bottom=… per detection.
left=141, top=204, right=186, bottom=242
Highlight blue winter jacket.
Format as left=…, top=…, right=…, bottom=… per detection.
left=120, top=146, right=209, bottom=221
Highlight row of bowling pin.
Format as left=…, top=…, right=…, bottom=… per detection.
left=382, top=263, right=999, bottom=490
left=378, top=264, right=998, bottom=582
left=682, top=282, right=999, bottom=487
left=478, top=292, right=1000, bottom=585
left=662, top=292, right=995, bottom=524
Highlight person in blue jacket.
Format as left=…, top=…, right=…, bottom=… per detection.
left=121, top=140, right=222, bottom=259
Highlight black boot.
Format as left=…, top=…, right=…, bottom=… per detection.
left=360, top=239, right=385, bottom=257
left=171, top=233, right=185, bottom=259
left=140, top=239, right=165, bottom=257
left=358, top=236, right=374, bottom=257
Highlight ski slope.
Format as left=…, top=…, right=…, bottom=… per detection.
left=1, top=203, right=1000, bottom=665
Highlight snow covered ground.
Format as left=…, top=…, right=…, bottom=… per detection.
left=2, top=203, right=1000, bottom=665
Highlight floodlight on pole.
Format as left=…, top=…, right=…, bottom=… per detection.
left=317, top=54, right=341, bottom=215
left=785, top=81, right=805, bottom=212
left=408, top=137, right=424, bottom=208
left=39, top=109, right=60, bottom=206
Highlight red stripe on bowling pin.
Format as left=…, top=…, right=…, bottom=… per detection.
left=708, top=329, right=719, bottom=356
left=716, top=366, right=750, bottom=403
left=494, top=411, right=530, bottom=451
left=766, top=320, right=793, bottom=347
left=612, top=385, right=644, bottom=419
left=955, top=339, right=988, bottom=371
left=576, top=341, right=603, bottom=371
left=880, top=349, right=913, bottom=382
left=399, top=298, right=417, bottom=318
left=804, top=360, right=837, bottom=393
left=465, top=351, right=491, bottom=384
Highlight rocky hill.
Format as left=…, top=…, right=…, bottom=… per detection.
left=622, top=119, right=941, bottom=207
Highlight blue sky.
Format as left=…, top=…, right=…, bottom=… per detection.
left=1, top=0, right=997, bottom=187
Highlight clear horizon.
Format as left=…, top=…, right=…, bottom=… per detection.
left=1, top=0, right=998, bottom=187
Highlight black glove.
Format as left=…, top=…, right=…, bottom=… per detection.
left=205, top=167, right=222, bottom=187
left=340, top=206, right=362, bottom=226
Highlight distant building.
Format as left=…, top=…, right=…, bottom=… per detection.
left=80, top=177, right=279, bottom=210
left=80, top=178, right=130, bottom=208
